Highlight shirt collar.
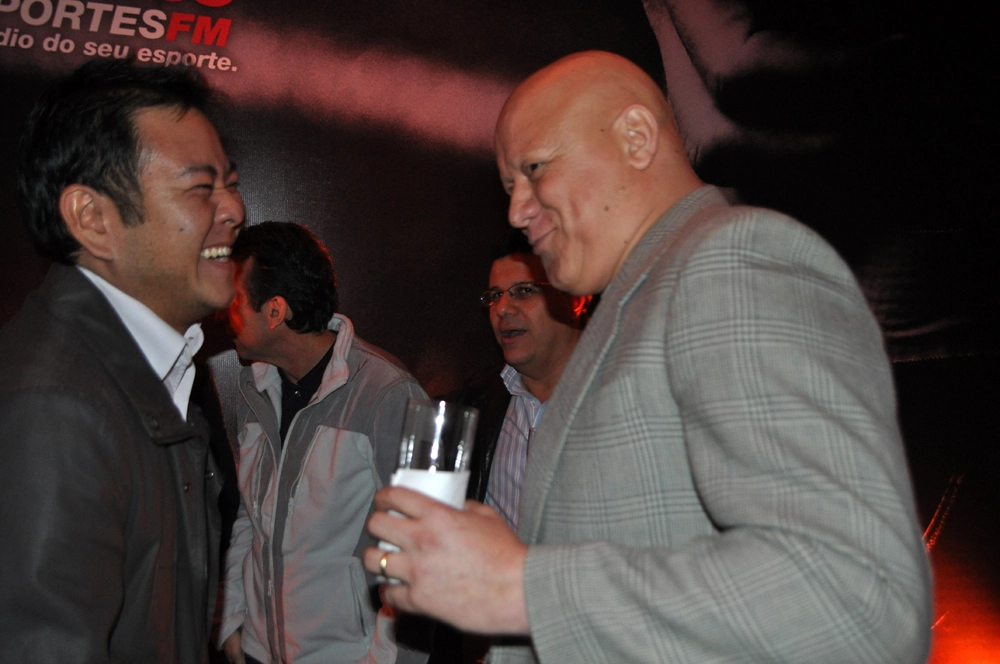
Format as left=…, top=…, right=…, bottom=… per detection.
left=251, top=313, right=354, bottom=402
left=278, top=342, right=334, bottom=403
left=501, top=364, right=547, bottom=429
left=501, top=364, right=541, bottom=403
left=77, top=267, right=204, bottom=380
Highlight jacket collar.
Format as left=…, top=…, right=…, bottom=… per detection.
left=517, top=186, right=730, bottom=542
left=249, top=313, right=355, bottom=405
left=41, top=264, right=199, bottom=445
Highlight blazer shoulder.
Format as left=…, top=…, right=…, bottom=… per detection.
left=648, top=203, right=851, bottom=287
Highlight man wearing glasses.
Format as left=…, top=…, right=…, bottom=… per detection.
left=470, top=232, right=587, bottom=531
left=430, top=232, right=586, bottom=664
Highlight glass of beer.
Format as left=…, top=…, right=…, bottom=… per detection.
left=378, top=398, right=478, bottom=558
left=391, top=398, right=478, bottom=505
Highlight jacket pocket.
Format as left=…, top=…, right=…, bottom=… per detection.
left=237, top=422, right=269, bottom=528
left=280, top=554, right=376, bottom=647
left=349, top=556, right=376, bottom=641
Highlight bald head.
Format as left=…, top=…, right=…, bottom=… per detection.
left=499, top=51, right=672, bottom=141
left=495, top=51, right=701, bottom=295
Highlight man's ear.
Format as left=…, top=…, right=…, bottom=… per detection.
left=266, top=296, right=291, bottom=330
left=615, top=104, right=659, bottom=171
left=59, top=185, right=122, bottom=261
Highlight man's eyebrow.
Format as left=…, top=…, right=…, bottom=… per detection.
left=488, top=280, right=536, bottom=290
left=180, top=162, right=239, bottom=179
left=180, top=164, right=219, bottom=178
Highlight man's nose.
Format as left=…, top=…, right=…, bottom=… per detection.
left=495, top=291, right=520, bottom=315
left=217, top=188, right=246, bottom=233
left=508, top=181, right=539, bottom=230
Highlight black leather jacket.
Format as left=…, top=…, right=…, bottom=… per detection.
left=0, top=264, right=221, bottom=663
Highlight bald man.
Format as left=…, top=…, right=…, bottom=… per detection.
left=366, top=52, right=932, bottom=663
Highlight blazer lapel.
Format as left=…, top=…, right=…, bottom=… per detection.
left=517, top=186, right=731, bottom=543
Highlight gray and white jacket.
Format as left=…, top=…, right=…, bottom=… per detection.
left=219, top=314, right=427, bottom=664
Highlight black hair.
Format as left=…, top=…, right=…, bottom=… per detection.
left=231, top=221, right=338, bottom=334
left=17, top=59, right=213, bottom=264
left=489, top=229, right=598, bottom=325
left=490, top=230, right=534, bottom=262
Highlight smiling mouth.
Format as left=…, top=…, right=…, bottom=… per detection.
left=529, top=228, right=554, bottom=252
left=201, top=246, right=232, bottom=260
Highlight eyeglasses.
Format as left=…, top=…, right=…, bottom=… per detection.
left=479, top=282, right=551, bottom=308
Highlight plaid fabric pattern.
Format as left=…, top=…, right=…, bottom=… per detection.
left=488, top=187, right=932, bottom=664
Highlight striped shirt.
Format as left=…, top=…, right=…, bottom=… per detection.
left=484, top=365, right=547, bottom=529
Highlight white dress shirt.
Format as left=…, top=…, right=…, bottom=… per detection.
left=78, top=267, right=204, bottom=419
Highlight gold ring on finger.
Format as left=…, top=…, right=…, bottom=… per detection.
left=379, top=551, right=391, bottom=576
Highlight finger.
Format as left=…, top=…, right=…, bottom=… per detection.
left=381, top=578, right=420, bottom=614
left=363, top=546, right=386, bottom=576
left=365, top=508, right=423, bottom=551
left=376, top=548, right=402, bottom=582
left=362, top=545, right=410, bottom=582
left=367, top=489, right=467, bottom=551
left=372, top=485, right=454, bottom=517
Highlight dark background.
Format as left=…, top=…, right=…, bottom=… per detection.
left=2, top=0, right=995, bottom=658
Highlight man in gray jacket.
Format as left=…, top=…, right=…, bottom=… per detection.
left=366, top=51, right=932, bottom=663
left=219, top=222, right=428, bottom=664
left=0, top=61, right=243, bottom=662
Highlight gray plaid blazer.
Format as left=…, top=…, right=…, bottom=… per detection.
left=488, top=187, right=932, bottom=664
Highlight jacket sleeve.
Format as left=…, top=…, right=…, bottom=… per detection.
left=519, top=213, right=932, bottom=663
left=370, top=377, right=429, bottom=490
left=217, top=393, right=256, bottom=647
left=0, top=389, right=131, bottom=663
